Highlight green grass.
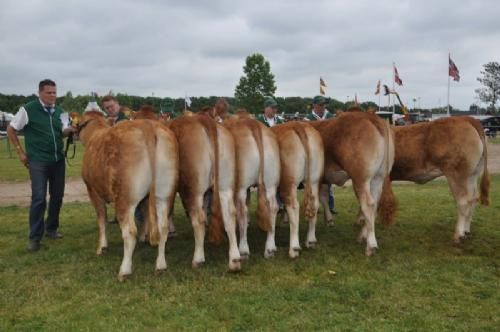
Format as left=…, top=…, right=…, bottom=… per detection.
left=488, top=136, right=500, bottom=144
left=1, top=177, right=499, bottom=331
left=0, top=137, right=84, bottom=182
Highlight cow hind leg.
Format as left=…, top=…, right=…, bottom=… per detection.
left=117, top=206, right=138, bottom=281
left=236, top=188, right=250, bottom=259
left=448, top=176, right=476, bottom=244
left=155, top=198, right=169, bottom=273
left=354, top=207, right=365, bottom=226
left=264, top=186, right=279, bottom=258
left=282, top=184, right=301, bottom=258
left=305, top=182, right=320, bottom=249
left=219, top=190, right=241, bottom=272
left=87, top=186, right=108, bottom=255
left=464, top=175, right=480, bottom=237
left=189, top=195, right=206, bottom=268
left=354, top=181, right=378, bottom=256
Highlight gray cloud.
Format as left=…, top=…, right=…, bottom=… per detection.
left=0, top=0, right=499, bottom=109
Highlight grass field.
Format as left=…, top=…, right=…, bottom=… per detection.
left=0, top=137, right=84, bottom=182
left=0, top=176, right=499, bottom=330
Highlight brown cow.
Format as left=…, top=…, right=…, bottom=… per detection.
left=130, top=105, right=158, bottom=120
left=223, top=115, right=280, bottom=258
left=76, top=111, right=178, bottom=280
left=271, top=121, right=324, bottom=257
left=166, top=115, right=241, bottom=271
left=390, top=116, right=490, bottom=243
left=310, top=111, right=396, bottom=256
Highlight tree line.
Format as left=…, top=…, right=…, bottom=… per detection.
left=1, top=55, right=498, bottom=115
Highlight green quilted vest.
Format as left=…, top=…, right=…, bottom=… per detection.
left=23, top=100, right=64, bottom=162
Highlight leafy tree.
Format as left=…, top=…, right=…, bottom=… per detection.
left=234, top=53, right=277, bottom=114
left=476, top=61, right=500, bottom=112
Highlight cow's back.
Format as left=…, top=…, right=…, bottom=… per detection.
left=392, top=117, right=484, bottom=182
left=82, top=122, right=152, bottom=203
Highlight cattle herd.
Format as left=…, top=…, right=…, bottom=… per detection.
left=71, top=107, right=490, bottom=281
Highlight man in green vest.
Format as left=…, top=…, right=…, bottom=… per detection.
left=256, top=97, right=284, bottom=127
left=304, top=95, right=334, bottom=121
left=304, top=95, right=337, bottom=215
left=7, top=79, right=74, bottom=251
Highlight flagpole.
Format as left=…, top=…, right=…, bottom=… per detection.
left=392, top=62, right=396, bottom=115
left=378, top=84, right=381, bottom=111
left=447, top=53, right=451, bottom=117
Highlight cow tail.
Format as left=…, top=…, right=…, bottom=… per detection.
left=292, top=125, right=315, bottom=219
left=250, top=122, right=272, bottom=232
left=378, top=120, right=397, bottom=226
left=147, top=123, right=160, bottom=245
left=202, top=119, right=225, bottom=244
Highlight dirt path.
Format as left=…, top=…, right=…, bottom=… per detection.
left=1, top=143, right=499, bottom=207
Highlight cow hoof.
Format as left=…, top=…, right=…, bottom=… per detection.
left=240, top=252, right=250, bottom=260
left=357, top=235, right=366, bottom=244
left=155, top=267, right=167, bottom=276
left=306, top=241, right=317, bottom=249
left=96, top=247, right=108, bottom=256
left=117, top=273, right=130, bottom=282
left=289, top=250, right=300, bottom=259
left=326, top=220, right=335, bottom=227
left=192, top=261, right=205, bottom=269
left=365, top=246, right=377, bottom=257
left=168, top=231, right=177, bottom=239
left=264, top=249, right=275, bottom=259
left=228, top=260, right=241, bottom=272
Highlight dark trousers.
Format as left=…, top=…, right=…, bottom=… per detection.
left=328, top=185, right=335, bottom=211
left=28, top=160, right=65, bottom=241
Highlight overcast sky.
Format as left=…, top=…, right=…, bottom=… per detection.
left=1, top=0, right=499, bottom=110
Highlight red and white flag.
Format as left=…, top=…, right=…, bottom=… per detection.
left=394, top=64, right=403, bottom=86
left=449, top=55, right=460, bottom=82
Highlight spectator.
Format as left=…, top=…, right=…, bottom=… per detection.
left=256, top=97, right=284, bottom=127
left=101, top=95, right=129, bottom=124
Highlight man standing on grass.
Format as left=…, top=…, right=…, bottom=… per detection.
left=7, top=79, right=74, bottom=252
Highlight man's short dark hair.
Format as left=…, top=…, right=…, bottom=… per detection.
left=101, top=95, right=117, bottom=103
left=39, top=79, right=56, bottom=91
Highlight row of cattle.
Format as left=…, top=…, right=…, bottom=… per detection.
left=73, top=108, right=490, bottom=280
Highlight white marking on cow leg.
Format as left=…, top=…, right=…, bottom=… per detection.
left=356, top=182, right=378, bottom=256
left=118, top=210, right=138, bottom=281
left=286, top=193, right=301, bottom=259
left=219, top=190, right=241, bottom=272
left=155, top=199, right=168, bottom=272
left=96, top=209, right=108, bottom=255
left=319, top=184, right=334, bottom=226
left=305, top=182, right=320, bottom=248
left=236, top=189, right=250, bottom=258
left=190, top=202, right=206, bottom=268
left=453, top=200, right=470, bottom=244
left=464, top=176, right=479, bottom=236
left=264, top=187, right=279, bottom=258
left=448, top=176, right=474, bottom=244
